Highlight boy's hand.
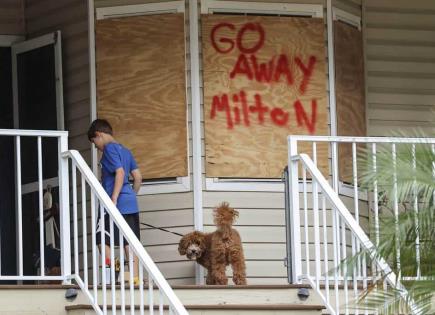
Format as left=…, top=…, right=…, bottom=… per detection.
left=131, top=169, right=142, bottom=193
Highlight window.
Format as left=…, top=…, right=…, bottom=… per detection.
left=95, top=1, right=190, bottom=194
left=201, top=1, right=327, bottom=191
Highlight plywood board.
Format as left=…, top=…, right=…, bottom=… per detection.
left=334, top=21, right=366, bottom=183
left=96, top=14, right=187, bottom=179
left=202, top=15, right=328, bottom=178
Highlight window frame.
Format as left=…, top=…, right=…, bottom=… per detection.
left=333, top=8, right=365, bottom=200
left=201, top=0, right=323, bottom=17
left=333, top=7, right=361, bottom=30
left=93, top=1, right=191, bottom=195
left=201, top=0, right=324, bottom=192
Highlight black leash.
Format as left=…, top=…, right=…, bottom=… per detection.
left=140, top=222, right=184, bottom=237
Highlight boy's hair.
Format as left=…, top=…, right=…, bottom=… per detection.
left=87, top=119, right=113, bottom=141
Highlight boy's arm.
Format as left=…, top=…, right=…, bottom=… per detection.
left=111, top=167, right=125, bottom=205
left=131, top=168, right=142, bottom=193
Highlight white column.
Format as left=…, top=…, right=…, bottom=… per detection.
left=58, top=134, right=71, bottom=284
left=189, top=0, right=205, bottom=284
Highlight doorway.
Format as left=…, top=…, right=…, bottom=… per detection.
left=0, top=46, right=17, bottom=278
left=10, top=31, right=64, bottom=277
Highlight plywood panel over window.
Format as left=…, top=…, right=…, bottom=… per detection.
left=334, top=21, right=366, bottom=183
left=202, top=15, right=328, bottom=178
left=96, top=14, right=187, bottom=179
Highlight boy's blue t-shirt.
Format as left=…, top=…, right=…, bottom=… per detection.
left=100, top=142, right=139, bottom=214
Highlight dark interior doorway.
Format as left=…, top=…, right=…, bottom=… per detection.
left=0, top=47, right=17, bottom=278
left=15, top=43, right=60, bottom=277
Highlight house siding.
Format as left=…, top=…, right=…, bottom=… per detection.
left=0, top=0, right=25, bottom=35
left=364, top=0, right=435, bottom=136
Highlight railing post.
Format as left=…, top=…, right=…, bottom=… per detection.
left=283, top=165, right=292, bottom=282
left=58, top=134, right=71, bottom=284
left=287, top=136, right=301, bottom=283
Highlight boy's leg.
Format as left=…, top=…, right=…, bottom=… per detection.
left=96, top=214, right=112, bottom=265
left=124, top=245, right=139, bottom=279
left=97, top=244, right=111, bottom=260
left=97, top=213, right=123, bottom=277
left=123, top=213, right=141, bottom=284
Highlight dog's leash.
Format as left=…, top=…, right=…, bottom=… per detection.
left=140, top=222, right=184, bottom=237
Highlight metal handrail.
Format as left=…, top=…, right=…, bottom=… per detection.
left=0, top=129, right=188, bottom=314
left=64, top=150, right=188, bottom=315
left=0, top=129, right=68, bottom=137
left=287, top=135, right=435, bottom=284
left=287, top=147, right=419, bottom=314
left=287, top=135, right=435, bottom=144
left=296, top=154, right=397, bottom=283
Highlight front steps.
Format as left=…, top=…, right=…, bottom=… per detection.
left=0, top=284, right=81, bottom=315
left=0, top=284, right=325, bottom=315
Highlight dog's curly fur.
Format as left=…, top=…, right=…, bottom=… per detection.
left=178, top=202, right=247, bottom=285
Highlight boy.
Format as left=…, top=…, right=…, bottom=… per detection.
left=87, top=119, right=142, bottom=285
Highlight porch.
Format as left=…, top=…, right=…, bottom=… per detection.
left=1, top=0, right=435, bottom=314
left=0, top=128, right=433, bottom=314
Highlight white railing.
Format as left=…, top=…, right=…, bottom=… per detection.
left=65, top=150, right=188, bottom=315
left=0, top=129, right=70, bottom=282
left=0, top=129, right=188, bottom=315
left=286, top=135, right=434, bottom=315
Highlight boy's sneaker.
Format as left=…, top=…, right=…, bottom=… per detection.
left=115, top=257, right=121, bottom=272
left=128, top=276, right=148, bottom=287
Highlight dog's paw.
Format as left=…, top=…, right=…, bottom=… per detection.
left=233, top=274, right=247, bottom=285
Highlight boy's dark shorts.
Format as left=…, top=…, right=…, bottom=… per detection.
left=96, top=212, right=140, bottom=246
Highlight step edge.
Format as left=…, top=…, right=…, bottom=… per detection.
left=66, top=304, right=326, bottom=311
left=0, top=284, right=311, bottom=290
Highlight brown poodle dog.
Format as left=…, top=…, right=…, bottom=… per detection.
left=178, top=202, right=247, bottom=285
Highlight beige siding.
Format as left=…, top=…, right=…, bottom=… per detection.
left=203, top=191, right=368, bottom=284
left=333, top=0, right=362, bottom=16
left=0, top=0, right=25, bottom=35
left=364, top=0, right=435, bottom=136
left=138, top=192, right=195, bottom=284
left=203, top=192, right=287, bottom=283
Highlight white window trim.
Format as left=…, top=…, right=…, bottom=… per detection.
left=206, top=177, right=284, bottom=192
left=331, top=7, right=364, bottom=200
left=138, top=176, right=190, bottom=195
left=92, top=1, right=190, bottom=195
left=201, top=0, right=323, bottom=17
left=96, top=1, right=184, bottom=20
left=202, top=1, right=323, bottom=191
left=333, top=7, right=361, bottom=30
